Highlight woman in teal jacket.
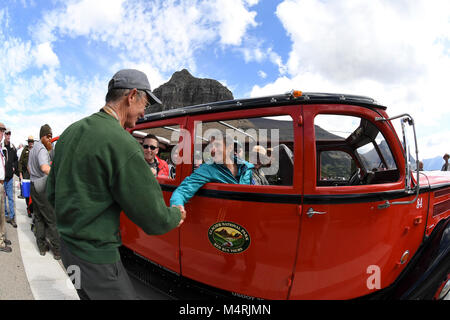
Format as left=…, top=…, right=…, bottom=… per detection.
left=170, top=136, right=254, bottom=207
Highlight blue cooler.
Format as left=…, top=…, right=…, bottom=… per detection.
left=22, top=179, right=31, bottom=198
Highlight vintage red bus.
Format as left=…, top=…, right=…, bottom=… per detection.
left=119, top=91, right=450, bottom=300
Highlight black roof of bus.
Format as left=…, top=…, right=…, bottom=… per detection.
left=138, top=92, right=387, bottom=124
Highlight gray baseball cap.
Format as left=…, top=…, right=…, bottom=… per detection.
left=108, top=69, right=162, bottom=105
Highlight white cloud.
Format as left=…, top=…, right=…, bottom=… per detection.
left=275, top=0, right=449, bottom=83
left=419, top=130, right=450, bottom=161
left=33, top=0, right=124, bottom=43
left=3, top=0, right=259, bottom=146
left=208, top=0, right=258, bottom=46
left=251, top=74, right=299, bottom=96
left=7, top=110, right=90, bottom=148
left=244, top=0, right=259, bottom=5
left=238, top=42, right=287, bottom=76
left=34, top=42, right=59, bottom=68
left=258, top=70, right=267, bottom=79
left=241, top=46, right=266, bottom=63
left=34, top=0, right=259, bottom=74
left=0, top=37, right=33, bottom=80
left=5, top=72, right=106, bottom=146
left=111, top=60, right=167, bottom=90
left=251, top=0, right=450, bottom=159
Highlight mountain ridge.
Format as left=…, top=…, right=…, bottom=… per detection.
left=147, top=69, right=233, bottom=114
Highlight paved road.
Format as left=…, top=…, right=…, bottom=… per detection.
left=0, top=177, right=78, bottom=300
left=0, top=189, right=33, bottom=300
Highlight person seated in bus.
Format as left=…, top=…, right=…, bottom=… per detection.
left=170, top=134, right=254, bottom=207
left=193, top=150, right=203, bottom=170
left=250, top=145, right=270, bottom=185
left=142, top=134, right=169, bottom=177
left=234, top=140, right=244, bottom=159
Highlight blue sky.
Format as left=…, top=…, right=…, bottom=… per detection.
left=0, top=0, right=449, bottom=160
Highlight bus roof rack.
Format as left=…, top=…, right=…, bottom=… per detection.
left=139, top=92, right=386, bottom=123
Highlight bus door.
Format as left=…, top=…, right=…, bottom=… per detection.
left=178, top=106, right=303, bottom=299
left=120, top=117, right=187, bottom=274
left=290, top=105, right=427, bottom=299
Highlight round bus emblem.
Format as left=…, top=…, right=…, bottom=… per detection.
left=208, top=221, right=251, bottom=254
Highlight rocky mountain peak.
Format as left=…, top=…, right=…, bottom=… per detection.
left=147, top=69, right=234, bottom=113
left=170, top=69, right=194, bottom=83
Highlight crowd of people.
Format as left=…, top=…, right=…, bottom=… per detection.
left=0, top=122, right=61, bottom=258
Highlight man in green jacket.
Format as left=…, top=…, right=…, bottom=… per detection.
left=47, top=69, right=185, bottom=300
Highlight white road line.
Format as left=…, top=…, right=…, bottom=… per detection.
left=14, top=179, right=79, bottom=300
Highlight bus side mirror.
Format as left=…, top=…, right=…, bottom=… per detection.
left=375, top=114, right=420, bottom=208
left=401, top=117, right=414, bottom=193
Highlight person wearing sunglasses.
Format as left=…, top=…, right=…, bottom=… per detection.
left=143, top=134, right=169, bottom=177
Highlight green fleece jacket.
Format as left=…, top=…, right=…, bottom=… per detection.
left=47, top=111, right=181, bottom=264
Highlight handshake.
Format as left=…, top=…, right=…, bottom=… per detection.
left=172, top=205, right=186, bottom=227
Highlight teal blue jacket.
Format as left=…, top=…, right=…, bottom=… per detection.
left=170, top=159, right=254, bottom=206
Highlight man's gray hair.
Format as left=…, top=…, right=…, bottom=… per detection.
left=105, top=88, right=145, bottom=103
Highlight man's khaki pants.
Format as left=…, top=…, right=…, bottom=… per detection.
left=0, top=183, right=7, bottom=248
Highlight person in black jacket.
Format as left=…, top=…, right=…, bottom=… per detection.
left=0, top=123, right=12, bottom=253
left=2, top=128, right=18, bottom=228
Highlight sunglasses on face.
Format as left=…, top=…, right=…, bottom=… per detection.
left=143, top=144, right=158, bottom=150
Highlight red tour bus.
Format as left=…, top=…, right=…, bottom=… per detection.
left=119, top=91, right=450, bottom=300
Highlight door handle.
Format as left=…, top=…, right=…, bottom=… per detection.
left=307, top=207, right=327, bottom=218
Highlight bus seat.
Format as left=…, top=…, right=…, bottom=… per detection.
left=272, top=144, right=294, bottom=185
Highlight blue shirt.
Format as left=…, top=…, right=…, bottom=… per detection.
left=170, top=159, right=254, bottom=206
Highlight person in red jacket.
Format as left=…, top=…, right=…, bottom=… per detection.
left=143, top=134, right=169, bottom=177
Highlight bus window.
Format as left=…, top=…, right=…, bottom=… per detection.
left=315, top=114, right=399, bottom=186
left=193, top=115, right=294, bottom=186
left=319, top=150, right=355, bottom=185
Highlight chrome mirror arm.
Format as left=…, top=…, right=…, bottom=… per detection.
left=375, top=114, right=420, bottom=209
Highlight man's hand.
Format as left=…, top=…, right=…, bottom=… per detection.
left=172, top=205, right=186, bottom=227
